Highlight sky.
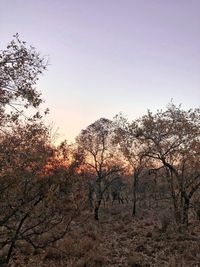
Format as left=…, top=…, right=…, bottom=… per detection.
left=1, top=0, right=200, bottom=142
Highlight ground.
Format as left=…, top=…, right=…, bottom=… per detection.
left=9, top=203, right=200, bottom=267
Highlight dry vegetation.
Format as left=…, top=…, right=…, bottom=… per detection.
left=1, top=36, right=200, bottom=267
left=5, top=203, right=200, bottom=267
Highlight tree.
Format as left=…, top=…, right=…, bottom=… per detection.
left=114, top=114, right=150, bottom=216
left=77, top=118, right=123, bottom=220
left=0, top=33, right=47, bottom=128
left=0, top=36, right=80, bottom=265
left=0, top=120, right=80, bottom=265
left=135, top=104, right=200, bottom=226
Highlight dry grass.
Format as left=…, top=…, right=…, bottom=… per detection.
left=8, top=204, right=200, bottom=267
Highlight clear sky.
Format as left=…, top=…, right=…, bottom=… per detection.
left=1, top=0, right=200, bottom=142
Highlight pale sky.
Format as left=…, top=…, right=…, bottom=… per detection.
left=1, top=0, right=200, bottom=142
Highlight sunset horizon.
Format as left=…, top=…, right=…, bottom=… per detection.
left=1, top=1, right=200, bottom=266
left=1, top=0, right=199, bottom=143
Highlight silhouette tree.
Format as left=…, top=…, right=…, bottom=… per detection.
left=114, top=114, right=149, bottom=216
left=77, top=118, right=122, bottom=220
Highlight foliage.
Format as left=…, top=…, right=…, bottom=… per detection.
left=0, top=33, right=47, bottom=113
left=0, top=36, right=78, bottom=265
left=1, top=35, right=200, bottom=266
left=135, top=104, right=200, bottom=225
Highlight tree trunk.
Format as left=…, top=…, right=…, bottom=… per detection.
left=182, top=197, right=190, bottom=226
left=94, top=199, right=101, bottom=220
left=173, top=197, right=181, bottom=224
left=6, top=214, right=28, bottom=264
left=132, top=174, right=137, bottom=216
left=94, top=179, right=102, bottom=221
left=88, top=190, right=94, bottom=211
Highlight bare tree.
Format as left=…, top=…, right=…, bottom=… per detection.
left=114, top=114, right=150, bottom=216
left=76, top=118, right=123, bottom=220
